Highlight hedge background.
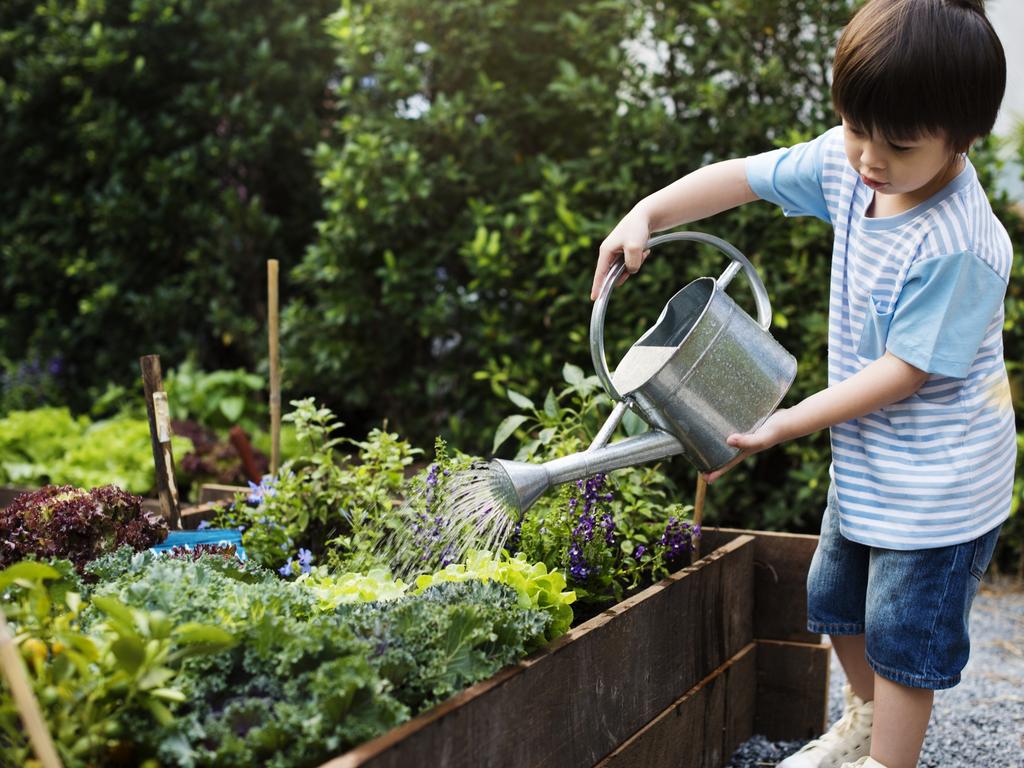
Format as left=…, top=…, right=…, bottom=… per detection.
left=2, top=0, right=1022, bottom=570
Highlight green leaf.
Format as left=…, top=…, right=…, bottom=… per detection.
left=543, top=388, right=559, bottom=418
left=111, top=636, right=146, bottom=674
left=218, top=396, right=245, bottom=423
left=562, top=363, right=585, bottom=386
left=506, top=389, right=534, bottom=410
left=92, top=596, right=136, bottom=631
left=492, top=415, right=529, bottom=454
left=146, top=698, right=176, bottom=727
left=0, top=561, right=61, bottom=591
left=173, top=622, right=236, bottom=649
left=150, top=687, right=187, bottom=702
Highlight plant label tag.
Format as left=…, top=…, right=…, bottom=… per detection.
left=153, top=391, right=172, bottom=443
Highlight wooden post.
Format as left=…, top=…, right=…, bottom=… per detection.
left=140, top=355, right=181, bottom=529
left=692, top=474, right=707, bottom=560
left=229, top=426, right=261, bottom=484
left=0, top=610, right=63, bottom=768
left=267, top=259, right=281, bottom=475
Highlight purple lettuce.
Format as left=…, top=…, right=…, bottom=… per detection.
left=0, top=484, right=168, bottom=574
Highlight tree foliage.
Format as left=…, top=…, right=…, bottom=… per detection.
left=0, top=0, right=337, bottom=405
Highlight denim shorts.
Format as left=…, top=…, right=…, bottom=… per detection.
left=806, top=485, right=1002, bottom=690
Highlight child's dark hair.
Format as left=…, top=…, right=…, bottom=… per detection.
left=832, top=0, right=1006, bottom=152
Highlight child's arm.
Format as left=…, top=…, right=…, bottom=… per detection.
left=591, top=158, right=757, bottom=300
left=704, top=351, right=930, bottom=483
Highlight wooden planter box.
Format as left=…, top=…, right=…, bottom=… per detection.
left=316, top=527, right=829, bottom=768
left=4, top=482, right=829, bottom=766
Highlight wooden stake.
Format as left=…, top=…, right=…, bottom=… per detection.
left=692, top=474, right=707, bottom=560
left=267, top=259, right=281, bottom=476
left=0, top=610, right=63, bottom=768
left=229, top=426, right=261, bottom=484
left=140, top=355, right=181, bottom=530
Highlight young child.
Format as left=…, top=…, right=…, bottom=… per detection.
left=590, top=2, right=1012, bottom=767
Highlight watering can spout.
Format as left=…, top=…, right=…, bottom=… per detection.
left=490, top=429, right=685, bottom=516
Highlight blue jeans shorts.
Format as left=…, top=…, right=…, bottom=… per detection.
left=806, top=485, right=1002, bottom=690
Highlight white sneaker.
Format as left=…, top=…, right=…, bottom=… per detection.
left=776, top=684, right=873, bottom=768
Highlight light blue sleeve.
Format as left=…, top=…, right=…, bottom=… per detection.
left=859, top=251, right=1007, bottom=378
left=745, top=130, right=833, bottom=224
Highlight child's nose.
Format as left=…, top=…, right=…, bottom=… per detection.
left=860, top=142, right=886, bottom=170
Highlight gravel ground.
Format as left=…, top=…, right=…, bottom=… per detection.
left=726, top=578, right=1024, bottom=768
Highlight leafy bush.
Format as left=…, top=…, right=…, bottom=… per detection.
left=165, top=358, right=268, bottom=435
left=0, top=485, right=167, bottom=573
left=503, top=364, right=699, bottom=602
left=0, top=0, right=338, bottom=407
left=0, top=408, right=192, bottom=494
left=0, top=561, right=234, bottom=768
left=215, top=398, right=420, bottom=571
left=7, top=550, right=557, bottom=766
left=0, top=408, right=87, bottom=485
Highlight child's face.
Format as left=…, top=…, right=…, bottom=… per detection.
left=841, top=118, right=961, bottom=201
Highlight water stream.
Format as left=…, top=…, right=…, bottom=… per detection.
left=377, top=461, right=520, bottom=581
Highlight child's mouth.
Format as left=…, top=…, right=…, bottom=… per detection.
left=861, top=175, right=888, bottom=191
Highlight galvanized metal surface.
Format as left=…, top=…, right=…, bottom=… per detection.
left=591, top=231, right=796, bottom=473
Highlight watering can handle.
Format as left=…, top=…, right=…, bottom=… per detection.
left=590, top=231, right=773, bottom=402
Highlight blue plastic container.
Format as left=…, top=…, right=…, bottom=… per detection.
left=151, top=529, right=247, bottom=560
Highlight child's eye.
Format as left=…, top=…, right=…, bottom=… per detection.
left=847, top=124, right=865, bottom=136
left=889, top=143, right=912, bottom=153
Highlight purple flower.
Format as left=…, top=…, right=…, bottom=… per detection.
left=278, top=558, right=293, bottom=577
left=197, top=519, right=212, bottom=530
left=659, top=517, right=694, bottom=562
left=246, top=475, right=277, bottom=505
left=634, top=544, right=646, bottom=559
left=297, top=547, right=313, bottom=574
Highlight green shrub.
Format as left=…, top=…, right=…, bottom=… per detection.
left=0, top=0, right=337, bottom=407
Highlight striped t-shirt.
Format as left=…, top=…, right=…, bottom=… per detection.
left=746, top=125, right=1015, bottom=550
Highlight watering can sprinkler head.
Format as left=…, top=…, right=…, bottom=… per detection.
left=488, top=419, right=686, bottom=517
left=488, top=458, right=553, bottom=517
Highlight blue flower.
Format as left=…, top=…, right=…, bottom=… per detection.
left=278, top=558, right=293, bottom=577
left=297, top=548, right=314, bottom=574
left=197, top=519, right=212, bottom=530
left=247, top=475, right=277, bottom=505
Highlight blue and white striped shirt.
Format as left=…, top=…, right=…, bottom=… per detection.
left=747, top=126, right=1015, bottom=550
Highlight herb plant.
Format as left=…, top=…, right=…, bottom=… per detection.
left=216, top=398, right=420, bottom=572
left=501, top=363, right=698, bottom=602
left=0, top=560, right=234, bottom=768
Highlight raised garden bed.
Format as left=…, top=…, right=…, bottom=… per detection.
left=5, top=478, right=828, bottom=766
left=316, top=527, right=828, bottom=768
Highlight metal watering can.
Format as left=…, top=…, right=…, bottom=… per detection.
left=490, top=231, right=797, bottom=515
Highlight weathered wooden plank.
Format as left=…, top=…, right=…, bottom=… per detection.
left=197, top=483, right=246, bottom=504
left=700, top=528, right=820, bottom=643
left=594, top=642, right=756, bottom=768
left=755, top=639, right=831, bottom=741
left=320, top=535, right=756, bottom=768
left=178, top=503, right=223, bottom=530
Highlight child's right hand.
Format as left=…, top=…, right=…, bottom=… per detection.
left=591, top=209, right=652, bottom=300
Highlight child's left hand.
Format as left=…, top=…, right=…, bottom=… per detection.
left=703, top=408, right=792, bottom=483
